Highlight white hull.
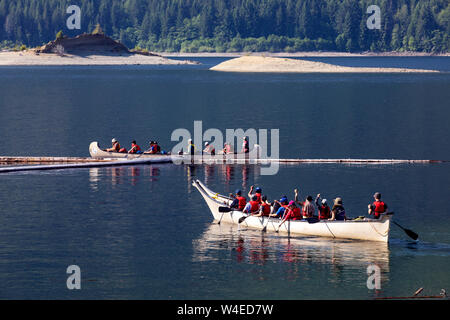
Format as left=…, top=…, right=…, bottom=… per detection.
left=89, top=141, right=262, bottom=163
left=193, top=180, right=391, bottom=242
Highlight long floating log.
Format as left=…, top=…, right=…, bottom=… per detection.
left=0, top=157, right=172, bottom=173
left=0, top=155, right=446, bottom=173
left=0, top=156, right=109, bottom=164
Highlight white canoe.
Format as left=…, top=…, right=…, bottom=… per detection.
left=89, top=141, right=173, bottom=159
left=193, top=179, right=391, bottom=242
left=89, top=141, right=262, bottom=163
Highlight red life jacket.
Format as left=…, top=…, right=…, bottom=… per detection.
left=255, top=193, right=262, bottom=203
left=129, top=144, right=141, bottom=154
left=236, top=196, right=246, bottom=211
left=286, top=207, right=302, bottom=220
left=291, top=207, right=302, bottom=220
left=261, top=203, right=271, bottom=216
left=373, top=201, right=387, bottom=218
left=318, top=205, right=331, bottom=220
left=249, top=200, right=260, bottom=213
left=119, top=147, right=127, bottom=153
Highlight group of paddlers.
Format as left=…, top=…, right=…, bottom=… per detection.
left=189, top=136, right=250, bottom=155
left=229, top=186, right=388, bottom=226
left=105, top=138, right=162, bottom=154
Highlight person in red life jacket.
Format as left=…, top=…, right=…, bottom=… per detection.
left=248, top=185, right=262, bottom=203
left=243, top=195, right=261, bottom=214
left=368, top=192, right=388, bottom=219
left=144, top=141, right=158, bottom=154
left=251, top=195, right=272, bottom=217
left=242, top=137, right=249, bottom=154
left=230, top=189, right=247, bottom=211
left=128, top=140, right=142, bottom=154
left=153, top=141, right=161, bottom=153
left=277, top=201, right=302, bottom=230
left=315, top=194, right=331, bottom=220
left=105, top=138, right=121, bottom=152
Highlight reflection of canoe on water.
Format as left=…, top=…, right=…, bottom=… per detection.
left=193, top=179, right=392, bottom=242
left=193, top=223, right=389, bottom=270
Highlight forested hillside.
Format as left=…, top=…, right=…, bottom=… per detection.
left=1, top=0, right=449, bottom=53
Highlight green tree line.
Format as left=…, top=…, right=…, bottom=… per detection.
left=0, top=0, right=448, bottom=53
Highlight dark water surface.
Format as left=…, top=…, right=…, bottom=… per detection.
left=0, top=57, right=449, bottom=299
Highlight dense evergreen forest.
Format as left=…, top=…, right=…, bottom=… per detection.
left=1, top=0, right=449, bottom=53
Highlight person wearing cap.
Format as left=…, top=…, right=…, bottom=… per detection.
left=203, top=141, right=215, bottom=155
left=277, top=200, right=302, bottom=230
left=230, top=189, right=247, bottom=211
left=315, top=194, right=331, bottom=220
left=248, top=185, right=262, bottom=203
left=270, top=196, right=289, bottom=218
left=128, top=140, right=142, bottom=154
left=368, top=192, right=388, bottom=219
left=329, top=197, right=347, bottom=221
left=105, top=138, right=121, bottom=152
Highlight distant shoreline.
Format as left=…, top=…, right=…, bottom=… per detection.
left=162, top=51, right=450, bottom=58
left=0, top=50, right=197, bottom=66
left=0, top=49, right=447, bottom=67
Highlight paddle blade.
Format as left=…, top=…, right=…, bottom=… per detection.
left=218, top=207, right=232, bottom=213
left=306, top=217, right=320, bottom=224
left=393, top=221, right=419, bottom=241
left=404, top=228, right=419, bottom=241
left=238, top=216, right=247, bottom=224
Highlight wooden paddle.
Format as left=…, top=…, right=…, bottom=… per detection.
left=392, top=221, right=419, bottom=241
left=262, top=215, right=272, bottom=232
left=218, top=206, right=233, bottom=224
left=238, top=214, right=250, bottom=224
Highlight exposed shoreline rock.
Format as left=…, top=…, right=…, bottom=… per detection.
left=36, top=33, right=131, bottom=55
left=0, top=33, right=199, bottom=66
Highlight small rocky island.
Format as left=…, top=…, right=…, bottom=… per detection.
left=0, top=31, right=197, bottom=66
left=210, top=55, right=440, bottom=73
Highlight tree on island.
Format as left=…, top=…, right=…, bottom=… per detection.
left=92, top=24, right=104, bottom=35
left=56, top=30, right=64, bottom=40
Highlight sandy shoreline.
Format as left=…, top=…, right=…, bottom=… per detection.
left=210, top=56, right=440, bottom=73
left=0, top=50, right=446, bottom=71
left=162, top=51, right=449, bottom=58
left=0, top=50, right=197, bottom=66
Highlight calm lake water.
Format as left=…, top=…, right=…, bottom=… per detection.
left=0, top=57, right=449, bottom=299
